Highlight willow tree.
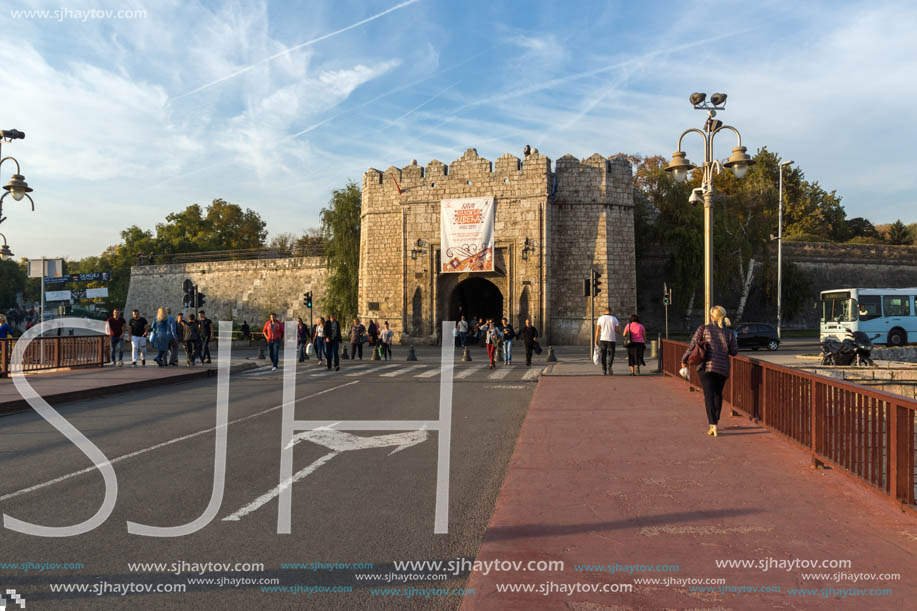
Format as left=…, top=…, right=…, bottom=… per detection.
left=320, top=181, right=361, bottom=321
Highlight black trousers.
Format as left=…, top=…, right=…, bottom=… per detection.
left=599, top=340, right=616, bottom=372
left=201, top=337, right=211, bottom=362
left=326, top=341, right=340, bottom=369
left=351, top=342, right=363, bottom=359
left=524, top=343, right=534, bottom=365
left=699, top=370, right=728, bottom=425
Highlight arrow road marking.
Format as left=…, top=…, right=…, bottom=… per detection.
left=223, top=425, right=429, bottom=522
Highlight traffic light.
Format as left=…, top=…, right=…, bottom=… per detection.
left=592, top=270, right=602, bottom=296
left=196, top=291, right=206, bottom=308
left=582, top=279, right=591, bottom=297
left=182, top=279, right=194, bottom=308
left=304, top=291, right=313, bottom=309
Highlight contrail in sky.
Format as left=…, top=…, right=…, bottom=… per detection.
left=169, top=0, right=421, bottom=102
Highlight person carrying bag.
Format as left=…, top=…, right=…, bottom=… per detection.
left=681, top=306, right=738, bottom=438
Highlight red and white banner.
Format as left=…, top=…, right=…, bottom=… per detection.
left=440, top=197, right=495, bottom=273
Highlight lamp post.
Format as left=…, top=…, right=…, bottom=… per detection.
left=665, top=93, right=754, bottom=324
left=777, top=159, right=794, bottom=339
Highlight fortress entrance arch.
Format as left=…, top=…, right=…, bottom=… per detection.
left=450, top=277, right=503, bottom=322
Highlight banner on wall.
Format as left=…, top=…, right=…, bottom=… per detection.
left=440, top=197, right=495, bottom=273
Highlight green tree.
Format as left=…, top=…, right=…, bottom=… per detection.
left=155, top=199, right=267, bottom=252
left=886, top=219, right=912, bottom=245
left=320, top=181, right=361, bottom=321
left=0, top=259, right=26, bottom=309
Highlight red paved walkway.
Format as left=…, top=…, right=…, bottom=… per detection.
left=462, top=374, right=916, bottom=610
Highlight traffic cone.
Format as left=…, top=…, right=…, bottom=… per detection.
left=462, top=346, right=472, bottom=362
left=407, top=345, right=418, bottom=361
left=341, top=345, right=350, bottom=360
left=546, top=346, right=557, bottom=362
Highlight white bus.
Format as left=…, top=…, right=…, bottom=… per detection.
left=820, top=288, right=917, bottom=346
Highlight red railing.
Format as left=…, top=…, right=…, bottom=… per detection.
left=1, top=336, right=109, bottom=377
left=661, top=339, right=916, bottom=511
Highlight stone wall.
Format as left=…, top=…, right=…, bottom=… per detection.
left=359, top=148, right=636, bottom=344
left=633, top=242, right=917, bottom=332
left=125, top=257, right=326, bottom=327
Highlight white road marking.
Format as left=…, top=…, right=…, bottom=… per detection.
left=521, top=367, right=543, bottom=380
left=380, top=365, right=425, bottom=377
left=0, top=381, right=359, bottom=503
left=225, top=426, right=428, bottom=521
left=347, top=364, right=397, bottom=377
left=488, top=368, right=511, bottom=380
left=222, top=452, right=339, bottom=522
left=416, top=368, right=440, bottom=378
left=454, top=365, right=484, bottom=379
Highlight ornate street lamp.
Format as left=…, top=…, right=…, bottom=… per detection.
left=0, top=233, right=12, bottom=260
left=0, top=128, right=36, bottom=225
left=665, top=93, right=754, bottom=324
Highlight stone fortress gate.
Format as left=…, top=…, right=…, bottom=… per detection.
left=358, top=148, right=637, bottom=345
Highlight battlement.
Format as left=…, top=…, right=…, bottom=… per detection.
left=362, top=147, right=633, bottom=211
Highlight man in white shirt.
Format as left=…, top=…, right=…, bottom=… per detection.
left=594, top=308, right=620, bottom=375
left=456, top=316, right=469, bottom=347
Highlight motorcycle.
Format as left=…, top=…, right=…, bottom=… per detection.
left=821, top=330, right=878, bottom=366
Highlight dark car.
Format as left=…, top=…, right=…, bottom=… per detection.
left=734, top=323, right=780, bottom=351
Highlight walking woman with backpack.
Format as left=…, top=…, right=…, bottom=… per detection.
left=681, top=306, right=739, bottom=437
left=623, top=314, right=647, bottom=376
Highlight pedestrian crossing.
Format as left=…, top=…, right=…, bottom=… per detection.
left=237, top=360, right=547, bottom=382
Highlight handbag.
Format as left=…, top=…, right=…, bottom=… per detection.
left=306, top=342, right=314, bottom=356
left=685, top=326, right=708, bottom=367
left=623, top=323, right=632, bottom=347
left=592, top=345, right=602, bottom=367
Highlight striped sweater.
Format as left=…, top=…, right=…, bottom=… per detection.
left=682, top=324, right=739, bottom=377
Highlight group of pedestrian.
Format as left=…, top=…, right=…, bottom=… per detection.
left=343, top=317, right=395, bottom=362
left=456, top=315, right=540, bottom=367
left=594, top=308, right=648, bottom=376
left=104, top=307, right=213, bottom=367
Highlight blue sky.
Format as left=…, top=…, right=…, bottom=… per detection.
left=1, top=0, right=915, bottom=260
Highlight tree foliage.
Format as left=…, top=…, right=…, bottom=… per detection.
left=885, top=220, right=913, bottom=245
left=320, top=181, right=361, bottom=321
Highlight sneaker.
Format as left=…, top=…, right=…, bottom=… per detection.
left=206, top=359, right=212, bottom=364
left=271, top=366, right=277, bottom=371
left=141, top=360, right=146, bottom=366
left=132, top=362, right=137, bottom=367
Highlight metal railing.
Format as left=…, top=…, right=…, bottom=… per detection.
left=1, top=336, right=109, bottom=377
left=661, top=339, right=916, bottom=511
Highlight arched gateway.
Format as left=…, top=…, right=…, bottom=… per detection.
left=357, top=148, right=637, bottom=344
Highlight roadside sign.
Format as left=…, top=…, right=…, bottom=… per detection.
left=28, top=258, right=64, bottom=278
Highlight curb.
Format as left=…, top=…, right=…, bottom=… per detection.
left=0, top=362, right=259, bottom=416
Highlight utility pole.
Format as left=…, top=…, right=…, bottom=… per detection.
left=777, top=160, right=793, bottom=340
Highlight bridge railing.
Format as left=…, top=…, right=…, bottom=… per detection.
left=661, top=339, right=916, bottom=512
left=1, top=336, right=109, bottom=377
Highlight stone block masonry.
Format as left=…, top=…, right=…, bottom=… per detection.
left=125, top=257, right=327, bottom=328
left=360, top=148, right=636, bottom=344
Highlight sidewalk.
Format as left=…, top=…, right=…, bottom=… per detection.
left=0, top=355, right=259, bottom=414
left=461, top=374, right=916, bottom=610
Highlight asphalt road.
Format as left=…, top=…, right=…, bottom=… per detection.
left=0, top=349, right=542, bottom=610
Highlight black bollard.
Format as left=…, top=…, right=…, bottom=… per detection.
left=546, top=346, right=557, bottom=362
left=407, top=345, right=418, bottom=361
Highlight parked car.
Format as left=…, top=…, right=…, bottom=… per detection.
left=734, top=323, right=780, bottom=351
